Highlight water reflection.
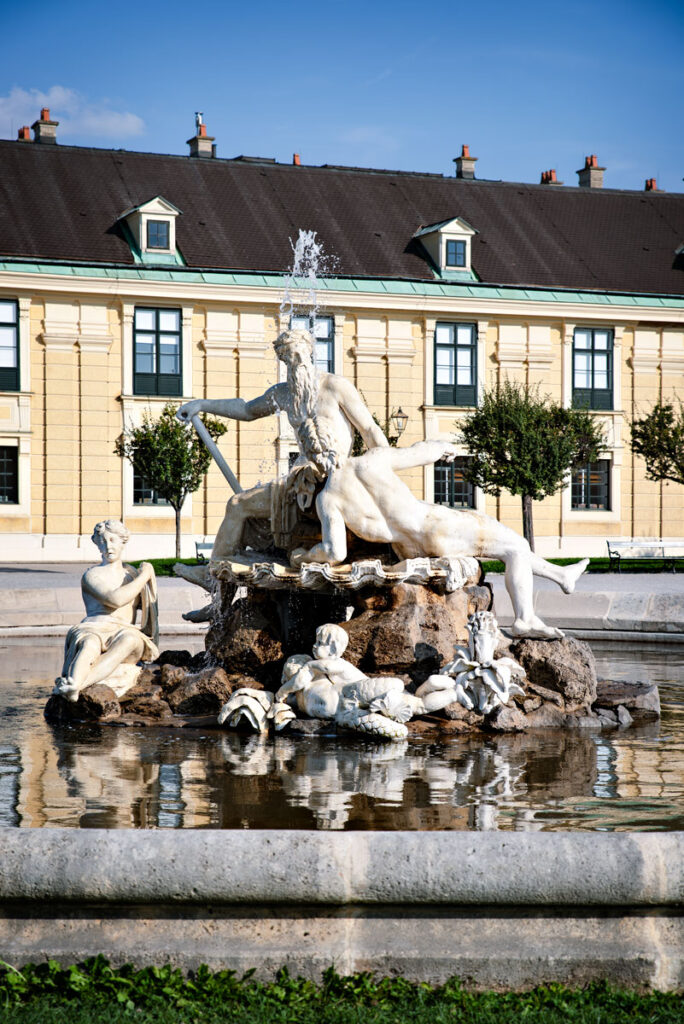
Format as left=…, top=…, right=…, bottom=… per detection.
left=0, top=638, right=682, bottom=831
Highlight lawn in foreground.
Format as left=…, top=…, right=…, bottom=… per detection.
left=0, top=960, right=681, bottom=1023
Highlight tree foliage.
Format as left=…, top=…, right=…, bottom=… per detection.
left=458, top=381, right=606, bottom=549
left=115, top=403, right=227, bottom=558
left=630, top=401, right=684, bottom=487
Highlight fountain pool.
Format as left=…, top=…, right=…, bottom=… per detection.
left=0, top=636, right=682, bottom=831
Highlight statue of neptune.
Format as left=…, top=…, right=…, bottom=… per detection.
left=178, top=329, right=587, bottom=639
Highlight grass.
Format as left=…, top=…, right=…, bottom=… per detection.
left=0, top=959, right=681, bottom=1023
left=134, top=556, right=684, bottom=578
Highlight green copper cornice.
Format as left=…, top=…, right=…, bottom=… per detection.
left=1, top=259, right=683, bottom=309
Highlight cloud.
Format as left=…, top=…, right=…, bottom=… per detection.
left=0, top=85, right=145, bottom=140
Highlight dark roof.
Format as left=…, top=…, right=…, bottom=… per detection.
left=1, top=140, right=683, bottom=295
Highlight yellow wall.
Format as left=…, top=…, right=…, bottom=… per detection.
left=0, top=280, right=682, bottom=559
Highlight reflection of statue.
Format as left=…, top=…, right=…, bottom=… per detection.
left=53, top=521, right=159, bottom=702
left=177, top=329, right=388, bottom=558
left=291, top=442, right=588, bottom=639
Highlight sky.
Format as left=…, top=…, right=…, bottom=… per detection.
left=1, top=0, right=682, bottom=192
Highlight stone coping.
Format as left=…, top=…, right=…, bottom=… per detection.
left=1, top=830, right=682, bottom=908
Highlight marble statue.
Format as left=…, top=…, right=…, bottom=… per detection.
left=178, top=327, right=587, bottom=640
left=217, top=623, right=421, bottom=741
left=177, top=328, right=388, bottom=558
left=417, top=611, right=526, bottom=715
left=53, top=520, right=159, bottom=702
left=287, top=439, right=588, bottom=640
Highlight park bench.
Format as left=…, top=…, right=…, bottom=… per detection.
left=606, top=538, right=684, bottom=573
left=195, top=541, right=214, bottom=562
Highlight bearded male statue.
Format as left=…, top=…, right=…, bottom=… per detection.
left=177, top=328, right=388, bottom=560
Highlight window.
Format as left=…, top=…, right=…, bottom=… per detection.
left=572, top=328, right=613, bottom=410
left=571, top=460, right=610, bottom=511
left=0, top=300, right=19, bottom=392
left=446, top=240, right=466, bottom=268
left=133, top=308, right=182, bottom=396
left=146, top=220, right=170, bottom=250
left=0, top=446, right=18, bottom=504
left=434, top=323, right=477, bottom=406
left=291, top=314, right=334, bottom=372
left=133, top=469, right=169, bottom=506
left=434, top=457, right=476, bottom=509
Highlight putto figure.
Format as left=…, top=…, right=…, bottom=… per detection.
left=53, top=520, right=159, bottom=702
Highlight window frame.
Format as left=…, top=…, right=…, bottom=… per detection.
left=0, top=299, right=19, bottom=393
left=445, top=239, right=466, bottom=268
left=0, top=444, right=19, bottom=505
left=572, top=327, right=613, bottom=410
left=146, top=220, right=171, bottom=251
left=433, top=322, right=477, bottom=407
left=571, top=459, right=611, bottom=511
left=434, top=456, right=476, bottom=509
left=290, top=314, right=335, bottom=373
left=133, top=306, right=183, bottom=397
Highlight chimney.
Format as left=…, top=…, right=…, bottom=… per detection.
left=577, top=154, right=605, bottom=188
left=540, top=168, right=563, bottom=185
left=453, top=144, right=477, bottom=179
left=293, top=152, right=301, bottom=166
left=187, top=112, right=215, bottom=158
left=31, top=107, right=59, bottom=144
left=17, top=125, right=31, bottom=142
left=645, top=177, right=658, bottom=192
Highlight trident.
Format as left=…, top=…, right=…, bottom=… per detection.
left=186, top=413, right=242, bottom=495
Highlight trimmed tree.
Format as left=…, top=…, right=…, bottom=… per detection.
left=115, top=403, right=227, bottom=559
left=458, top=380, right=606, bottom=551
left=630, top=401, right=684, bottom=487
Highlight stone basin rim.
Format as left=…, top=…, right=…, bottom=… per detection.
left=0, top=829, right=682, bottom=907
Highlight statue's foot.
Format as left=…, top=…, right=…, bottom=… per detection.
left=53, top=676, right=80, bottom=702
left=560, top=557, right=590, bottom=595
left=182, top=603, right=213, bottom=623
left=510, top=617, right=564, bottom=640
left=289, top=547, right=309, bottom=569
left=173, top=562, right=213, bottom=592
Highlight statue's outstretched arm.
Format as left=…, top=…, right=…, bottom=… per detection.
left=178, top=385, right=284, bottom=424
left=368, top=440, right=459, bottom=471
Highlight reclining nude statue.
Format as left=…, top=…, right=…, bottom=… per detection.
left=178, top=328, right=587, bottom=639
left=53, top=520, right=159, bottom=702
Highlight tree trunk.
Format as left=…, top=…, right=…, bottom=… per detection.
left=174, top=505, right=182, bottom=560
left=522, top=494, right=535, bottom=552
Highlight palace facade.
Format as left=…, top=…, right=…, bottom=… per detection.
left=1, top=111, right=683, bottom=560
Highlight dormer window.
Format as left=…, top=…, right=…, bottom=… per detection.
left=446, top=240, right=466, bottom=268
left=147, top=220, right=170, bottom=250
left=117, top=196, right=183, bottom=265
left=414, top=217, right=477, bottom=279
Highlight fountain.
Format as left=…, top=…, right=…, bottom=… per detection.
left=42, top=233, right=660, bottom=742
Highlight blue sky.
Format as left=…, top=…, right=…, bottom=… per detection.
left=2, top=0, right=682, bottom=191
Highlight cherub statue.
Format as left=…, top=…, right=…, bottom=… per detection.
left=53, top=520, right=159, bottom=702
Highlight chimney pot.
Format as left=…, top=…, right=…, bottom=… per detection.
left=454, top=144, right=477, bottom=179
left=645, top=177, right=657, bottom=191
left=40, top=107, right=50, bottom=121
left=293, top=153, right=301, bottom=166
left=17, top=125, right=31, bottom=141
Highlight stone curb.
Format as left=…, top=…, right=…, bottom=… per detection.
left=1, top=830, right=682, bottom=907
